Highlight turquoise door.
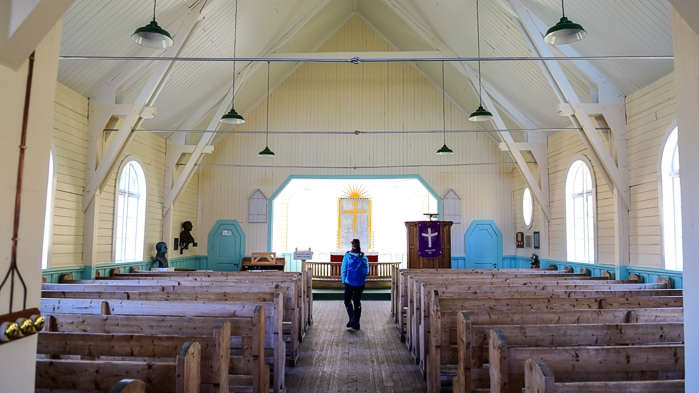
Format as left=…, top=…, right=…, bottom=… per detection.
left=207, top=220, right=245, bottom=271
left=465, top=220, right=502, bottom=268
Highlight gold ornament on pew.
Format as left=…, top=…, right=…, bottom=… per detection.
left=0, top=321, right=21, bottom=342
left=31, top=314, right=45, bottom=332
left=17, top=317, right=36, bottom=336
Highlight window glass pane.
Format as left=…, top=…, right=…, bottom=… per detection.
left=115, top=160, right=146, bottom=262
left=522, top=188, right=533, bottom=228
left=661, top=127, right=682, bottom=270
left=566, top=159, right=594, bottom=263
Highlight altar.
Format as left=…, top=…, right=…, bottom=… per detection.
left=329, top=252, right=378, bottom=262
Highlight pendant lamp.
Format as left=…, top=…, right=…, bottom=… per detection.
left=544, top=0, right=586, bottom=45
left=259, top=61, right=275, bottom=157
left=132, top=0, right=173, bottom=49
left=436, top=61, right=454, bottom=155
left=221, top=0, right=246, bottom=125
left=469, top=0, right=493, bottom=122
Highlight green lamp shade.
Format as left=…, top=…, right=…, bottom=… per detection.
left=436, top=144, right=454, bottom=155
left=258, top=146, right=275, bottom=157
left=220, top=107, right=246, bottom=124
left=544, top=17, right=586, bottom=45
left=132, top=20, right=174, bottom=49
left=469, top=105, right=493, bottom=122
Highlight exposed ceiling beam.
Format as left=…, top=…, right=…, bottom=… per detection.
left=0, top=0, right=74, bottom=70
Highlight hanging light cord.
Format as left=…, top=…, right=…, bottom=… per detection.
left=476, top=0, right=484, bottom=106
left=266, top=60, right=270, bottom=146
left=441, top=61, right=446, bottom=145
left=561, top=0, right=566, bottom=18
left=231, top=0, right=238, bottom=106
left=152, top=0, right=158, bottom=22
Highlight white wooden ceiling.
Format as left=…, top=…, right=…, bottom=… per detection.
left=57, top=0, right=674, bottom=140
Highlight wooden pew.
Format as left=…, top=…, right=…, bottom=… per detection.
left=453, top=308, right=684, bottom=392
left=415, top=283, right=678, bottom=371
left=35, top=340, right=201, bottom=393
left=43, top=313, right=267, bottom=393
left=40, top=296, right=285, bottom=393
left=38, top=326, right=230, bottom=393
left=401, top=272, right=650, bottom=348
left=425, top=292, right=682, bottom=392
left=393, top=268, right=601, bottom=339
left=84, top=269, right=309, bottom=358
left=57, top=272, right=305, bottom=366
left=524, top=358, right=685, bottom=393
left=490, top=330, right=684, bottom=393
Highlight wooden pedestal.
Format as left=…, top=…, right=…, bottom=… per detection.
left=405, top=221, right=452, bottom=269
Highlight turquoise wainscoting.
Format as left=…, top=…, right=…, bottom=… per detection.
left=448, top=255, right=684, bottom=289
left=42, top=256, right=208, bottom=283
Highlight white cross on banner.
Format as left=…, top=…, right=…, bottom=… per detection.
left=417, top=221, right=442, bottom=258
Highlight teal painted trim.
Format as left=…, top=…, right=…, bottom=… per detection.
left=625, top=266, right=683, bottom=289
left=42, top=266, right=85, bottom=283
left=43, top=256, right=209, bottom=282
left=267, top=174, right=442, bottom=251
left=451, top=256, right=466, bottom=269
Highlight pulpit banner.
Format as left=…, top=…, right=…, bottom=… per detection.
left=417, top=221, right=442, bottom=258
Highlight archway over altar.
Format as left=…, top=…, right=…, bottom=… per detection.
left=269, top=176, right=439, bottom=265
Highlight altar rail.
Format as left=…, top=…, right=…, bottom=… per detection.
left=305, top=261, right=401, bottom=288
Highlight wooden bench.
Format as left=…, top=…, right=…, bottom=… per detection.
left=62, top=270, right=308, bottom=365
left=105, top=269, right=311, bottom=347
left=35, top=340, right=200, bottom=393
left=453, top=307, right=684, bottom=392
left=399, top=271, right=642, bottom=346
left=489, top=330, right=684, bottom=393
left=411, top=281, right=676, bottom=373
left=425, top=291, right=682, bottom=392
left=40, top=297, right=284, bottom=393
left=524, top=358, right=685, bottom=393
left=38, top=322, right=230, bottom=393
left=391, top=267, right=608, bottom=327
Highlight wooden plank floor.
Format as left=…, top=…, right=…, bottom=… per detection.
left=285, top=300, right=427, bottom=393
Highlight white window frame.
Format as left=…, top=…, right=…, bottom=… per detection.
left=659, top=124, right=682, bottom=271
left=113, top=157, right=147, bottom=262
left=42, top=147, right=57, bottom=269
left=565, top=156, right=596, bottom=263
left=522, top=187, right=533, bottom=229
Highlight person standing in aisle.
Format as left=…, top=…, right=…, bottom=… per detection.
left=341, top=238, right=369, bottom=330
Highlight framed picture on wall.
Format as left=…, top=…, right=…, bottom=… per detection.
left=525, top=235, right=532, bottom=248
left=533, top=231, right=540, bottom=249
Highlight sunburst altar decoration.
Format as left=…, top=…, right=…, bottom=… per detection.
left=341, top=184, right=370, bottom=199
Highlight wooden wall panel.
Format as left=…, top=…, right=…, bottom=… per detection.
left=626, top=73, right=676, bottom=268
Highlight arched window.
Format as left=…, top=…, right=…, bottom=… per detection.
left=114, top=158, right=147, bottom=262
left=565, top=158, right=595, bottom=263
left=522, top=188, right=533, bottom=229
left=42, top=149, right=56, bottom=269
left=660, top=126, right=682, bottom=270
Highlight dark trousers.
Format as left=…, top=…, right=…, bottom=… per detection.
left=343, top=283, right=365, bottom=311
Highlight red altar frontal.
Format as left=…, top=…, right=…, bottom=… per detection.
left=330, top=252, right=379, bottom=262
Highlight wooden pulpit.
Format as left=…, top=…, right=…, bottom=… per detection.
left=405, top=221, right=452, bottom=269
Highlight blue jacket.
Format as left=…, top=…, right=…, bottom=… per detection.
left=341, top=251, right=369, bottom=286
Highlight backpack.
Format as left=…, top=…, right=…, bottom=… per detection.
left=346, top=252, right=368, bottom=284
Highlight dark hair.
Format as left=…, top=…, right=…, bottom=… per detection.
left=351, top=239, right=361, bottom=252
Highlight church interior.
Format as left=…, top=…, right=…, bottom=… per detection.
left=1, top=0, right=699, bottom=391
